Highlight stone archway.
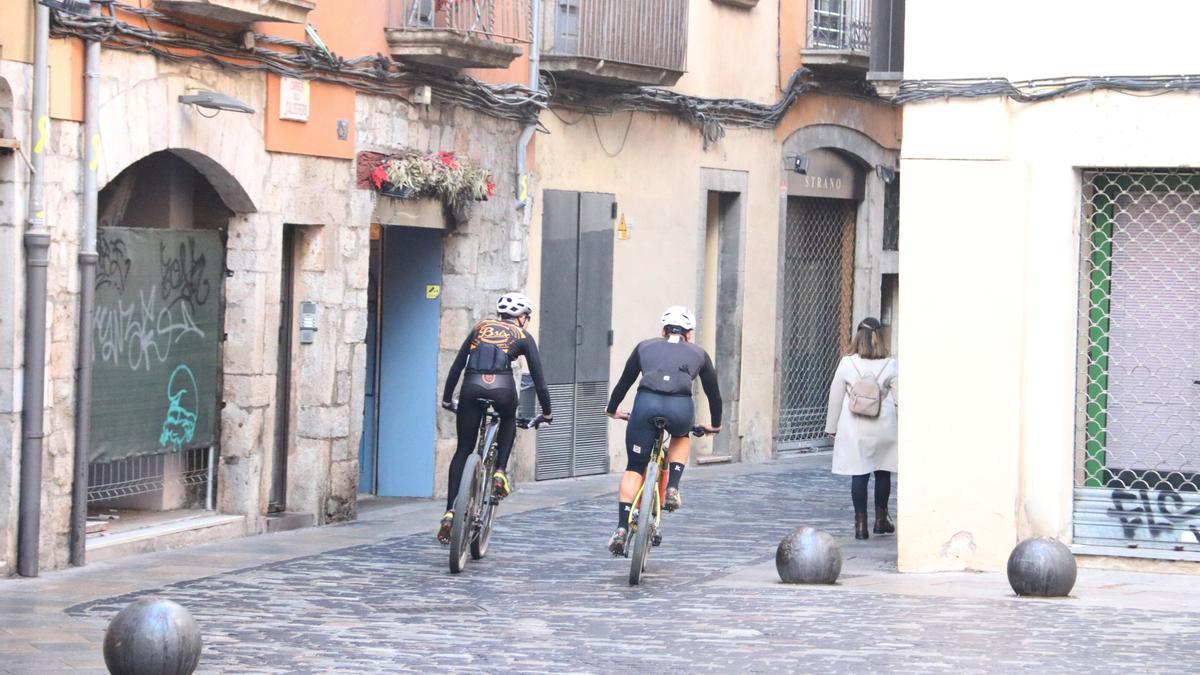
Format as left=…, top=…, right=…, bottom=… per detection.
left=774, top=124, right=900, bottom=451
left=97, top=67, right=267, bottom=214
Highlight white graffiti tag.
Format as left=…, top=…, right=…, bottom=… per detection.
left=95, top=285, right=206, bottom=371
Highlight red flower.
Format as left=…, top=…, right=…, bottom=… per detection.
left=438, top=151, right=460, bottom=170
left=485, top=179, right=495, bottom=198
left=371, top=166, right=388, bottom=189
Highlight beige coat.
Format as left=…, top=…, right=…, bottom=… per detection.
left=824, top=355, right=898, bottom=476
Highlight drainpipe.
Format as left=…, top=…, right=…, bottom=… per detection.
left=515, top=0, right=542, bottom=207
left=17, top=2, right=52, bottom=578
left=70, top=6, right=102, bottom=567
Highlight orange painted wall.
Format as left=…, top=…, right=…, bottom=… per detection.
left=0, top=0, right=34, bottom=63
left=265, top=74, right=357, bottom=159
left=774, top=92, right=902, bottom=151
left=779, top=0, right=806, bottom=92
left=49, top=38, right=84, bottom=122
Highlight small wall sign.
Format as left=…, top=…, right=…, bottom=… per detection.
left=280, top=77, right=310, bottom=122
left=426, top=284, right=441, bottom=300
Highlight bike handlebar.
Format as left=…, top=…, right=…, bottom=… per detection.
left=445, top=401, right=549, bottom=430
left=517, top=415, right=548, bottom=430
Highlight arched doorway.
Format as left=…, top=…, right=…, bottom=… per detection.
left=776, top=125, right=899, bottom=451
left=87, top=150, right=242, bottom=532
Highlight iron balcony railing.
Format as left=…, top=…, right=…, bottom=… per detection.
left=389, top=0, right=534, bottom=44
left=550, top=0, right=688, bottom=72
left=808, top=0, right=871, bottom=54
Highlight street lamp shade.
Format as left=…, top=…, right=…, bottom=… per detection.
left=37, top=0, right=94, bottom=15
left=178, top=91, right=255, bottom=115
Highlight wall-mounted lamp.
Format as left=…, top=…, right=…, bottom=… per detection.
left=178, top=90, right=255, bottom=116
left=791, top=155, right=809, bottom=175
left=875, top=164, right=897, bottom=184
left=37, top=0, right=92, bottom=14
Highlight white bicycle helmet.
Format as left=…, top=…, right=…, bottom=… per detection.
left=660, top=305, right=695, bottom=331
left=496, top=292, right=533, bottom=317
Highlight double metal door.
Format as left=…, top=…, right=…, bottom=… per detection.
left=535, top=190, right=614, bottom=479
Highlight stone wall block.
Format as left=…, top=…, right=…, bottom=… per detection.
left=220, top=403, right=264, bottom=459
left=444, top=235, right=479, bottom=275
left=287, top=436, right=330, bottom=517
left=296, top=405, right=348, bottom=440
left=440, top=308, right=470, bottom=350
left=224, top=373, right=274, bottom=408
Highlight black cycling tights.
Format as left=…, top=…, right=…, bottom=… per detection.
left=851, top=470, right=892, bottom=514
left=446, top=377, right=517, bottom=511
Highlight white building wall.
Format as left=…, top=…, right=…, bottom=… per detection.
left=899, top=0, right=1200, bottom=571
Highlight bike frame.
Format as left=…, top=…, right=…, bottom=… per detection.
left=629, top=427, right=670, bottom=530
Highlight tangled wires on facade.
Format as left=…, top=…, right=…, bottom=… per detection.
left=547, top=69, right=880, bottom=149
left=894, top=75, right=1200, bottom=104
left=50, top=3, right=547, bottom=124
left=49, top=3, right=891, bottom=148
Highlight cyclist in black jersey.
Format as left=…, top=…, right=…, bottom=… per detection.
left=604, top=306, right=721, bottom=555
left=438, top=292, right=553, bottom=543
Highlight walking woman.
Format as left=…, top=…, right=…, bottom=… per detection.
left=825, top=317, right=897, bottom=540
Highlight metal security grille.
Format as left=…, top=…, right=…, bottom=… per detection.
left=532, top=382, right=575, bottom=480
left=1074, top=170, right=1200, bottom=554
left=528, top=382, right=609, bottom=480
left=777, top=197, right=856, bottom=450
left=88, top=447, right=215, bottom=509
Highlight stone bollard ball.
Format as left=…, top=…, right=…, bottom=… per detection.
left=776, top=526, right=842, bottom=585
left=1006, top=537, right=1077, bottom=598
left=103, top=597, right=202, bottom=675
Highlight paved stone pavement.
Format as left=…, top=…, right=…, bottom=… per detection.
left=3, top=454, right=1200, bottom=674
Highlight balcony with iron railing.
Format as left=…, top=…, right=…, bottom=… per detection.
left=540, top=0, right=689, bottom=87
left=801, top=0, right=872, bottom=73
left=386, top=0, right=533, bottom=70
left=155, top=0, right=314, bottom=25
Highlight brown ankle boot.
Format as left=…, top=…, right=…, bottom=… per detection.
left=874, top=508, right=895, bottom=534
left=854, top=512, right=869, bottom=540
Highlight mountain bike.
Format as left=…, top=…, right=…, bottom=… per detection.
left=447, top=399, right=545, bottom=574
left=625, top=418, right=709, bottom=586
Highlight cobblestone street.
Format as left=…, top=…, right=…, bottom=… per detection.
left=3, top=454, right=1200, bottom=673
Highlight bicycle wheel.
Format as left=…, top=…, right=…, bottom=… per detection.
left=471, top=430, right=500, bottom=560
left=628, top=461, right=659, bottom=586
left=449, top=454, right=480, bottom=574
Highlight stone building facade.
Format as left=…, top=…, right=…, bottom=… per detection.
left=0, top=16, right=532, bottom=574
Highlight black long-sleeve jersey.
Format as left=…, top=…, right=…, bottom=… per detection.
left=606, top=337, right=722, bottom=427
left=442, top=319, right=552, bottom=415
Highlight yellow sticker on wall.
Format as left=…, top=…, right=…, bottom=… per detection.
left=426, top=284, right=441, bottom=300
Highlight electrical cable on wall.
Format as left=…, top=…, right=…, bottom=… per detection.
left=49, top=3, right=887, bottom=147
left=894, top=75, right=1200, bottom=104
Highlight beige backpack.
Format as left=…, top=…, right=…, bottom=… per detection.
left=847, top=358, right=891, bottom=417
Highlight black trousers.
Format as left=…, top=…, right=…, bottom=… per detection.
left=851, top=470, right=892, bottom=514
left=446, top=374, right=517, bottom=511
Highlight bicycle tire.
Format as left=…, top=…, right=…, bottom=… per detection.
left=449, top=454, right=479, bottom=574
left=629, top=461, right=659, bottom=586
left=471, top=430, right=501, bottom=560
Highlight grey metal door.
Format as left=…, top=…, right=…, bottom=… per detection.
left=777, top=197, right=856, bottom=450
left=1074, top=170, right=1200, bottom=554
left=536, top=190, right=614, bottom=479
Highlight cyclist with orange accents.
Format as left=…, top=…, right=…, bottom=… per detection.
left=438, top=293, right=552, bottom=543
